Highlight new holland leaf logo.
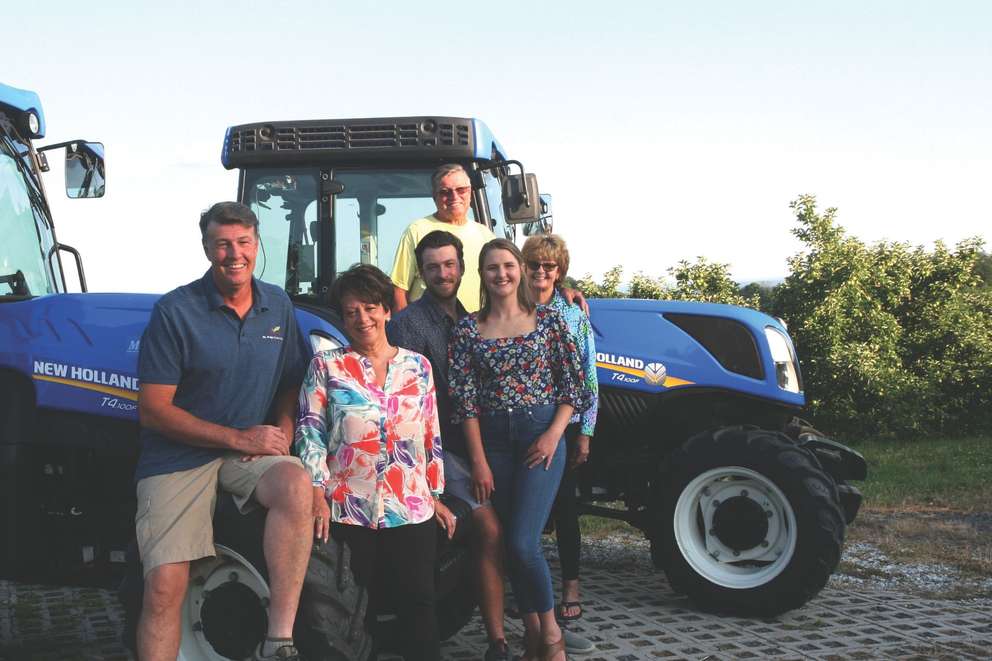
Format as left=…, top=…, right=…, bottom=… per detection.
left=643, top=362, right=667, bottom=386
left=271, top=326, right=281, bottom=334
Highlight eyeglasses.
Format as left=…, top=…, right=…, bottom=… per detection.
left=436, top=186, right=471, bottom=198
left=526, top=261, right=558, bottom=272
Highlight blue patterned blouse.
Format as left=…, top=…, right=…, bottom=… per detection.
left=544, top=290, right=598, bottom=436
left=448, top=306, right=590, bottom=422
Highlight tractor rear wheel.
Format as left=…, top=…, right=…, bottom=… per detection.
left=656, top=426, right=845, bottom=617
left=119, top=494, right=372, bottom=660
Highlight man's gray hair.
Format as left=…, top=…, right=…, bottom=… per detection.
left=431, top=163, right=469, bottom=194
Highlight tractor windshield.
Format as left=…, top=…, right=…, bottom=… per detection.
left=244, top=167, right=475, bottom=296
left=0, top=118, right=59, bottom=296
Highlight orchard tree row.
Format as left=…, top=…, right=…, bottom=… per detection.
left=574, top=195, right=992, bottom=438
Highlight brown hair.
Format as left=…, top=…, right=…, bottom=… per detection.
left=328, top=264, right=394, bottom=315
left=521, top=234, right=570, bottom=287
left=199, top=201, right=259, bottom=243
left=415, top=230, right=465, bottom=272
left=477, top=238, right=534, bottom=320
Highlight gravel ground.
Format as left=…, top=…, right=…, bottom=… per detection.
left=834, top=542, right=992, bottom=594
left=553, top=516, right=992, bottom=606
left=4, top=523, right=992, bottom=660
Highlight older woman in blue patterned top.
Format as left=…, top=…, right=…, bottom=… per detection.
left=522, top=234, right=598, bottom=628
left=449, top=238, right=589, bottom=661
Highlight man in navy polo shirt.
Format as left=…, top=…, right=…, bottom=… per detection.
left=134, top=202, right=312, bottom=661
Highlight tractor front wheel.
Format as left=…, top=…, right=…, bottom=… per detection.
left=657, top=426, right=845, bottom=617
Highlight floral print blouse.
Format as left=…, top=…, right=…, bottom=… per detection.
left=448, top=306, right=590, bottom=422
left=545, top=290, right=599, bottom=436
left=295, top=347, right=444, bottom=529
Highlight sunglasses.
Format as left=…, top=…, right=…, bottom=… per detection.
left=526, top=261, right=558, bottom=272
left=436, top=186, right=471, bottom=198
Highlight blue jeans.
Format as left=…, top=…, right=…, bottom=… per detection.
left=480, top=404, right=566, bottom=614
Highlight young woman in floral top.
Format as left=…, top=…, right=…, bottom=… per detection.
left=295, top=264, right=454, bottom=661
left=449, top=238, right=589, bottom=661
left=522, top=234, right=599, bottom=631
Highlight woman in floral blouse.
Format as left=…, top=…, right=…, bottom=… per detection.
left=522, top=234, right=598, bottom=630
left=449, top=238, right=589, bottom=661
left=295, top=264, right=454, bottom=661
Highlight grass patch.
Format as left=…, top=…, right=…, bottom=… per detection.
left=578, top=515, right=637, bottom=539
left=573, top=500, right=641, bottom=540
left=839, top=437, right=992, bottom=596
left=847, top=436, right=992, bottom=510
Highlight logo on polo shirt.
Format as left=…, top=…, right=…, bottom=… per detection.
left=262, top=325, right=284, bottom=341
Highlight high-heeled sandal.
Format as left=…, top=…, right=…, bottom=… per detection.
left=539, top=636, right=566, bottom=661
left=520, top=628, right=541, bottom=661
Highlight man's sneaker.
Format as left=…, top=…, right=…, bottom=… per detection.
left=254, top=641, right=301, bottom=661
left=484, top=638, right=513, bottom=661
left=563, top=629, right=596, bottom=655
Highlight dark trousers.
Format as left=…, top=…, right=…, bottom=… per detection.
left=553, top=423, right=582, bottom=581
left=331, top=519, right=440, bottom=661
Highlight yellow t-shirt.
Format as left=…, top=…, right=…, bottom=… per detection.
left=390, top=215, right=496, bottom=313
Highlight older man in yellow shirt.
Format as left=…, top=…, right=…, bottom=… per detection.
left=390, top=164, right=495, bottom=313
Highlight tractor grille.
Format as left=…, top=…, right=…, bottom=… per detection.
left=599, top=389, right=653, bottom=426
left=227, top=119, right=472, bottom=156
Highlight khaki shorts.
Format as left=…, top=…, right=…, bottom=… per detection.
left=135, top=454, right=302, bottom=576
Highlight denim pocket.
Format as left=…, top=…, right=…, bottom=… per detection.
left=527, top=404, right=556, bottom=427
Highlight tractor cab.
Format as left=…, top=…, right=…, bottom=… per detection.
left=221, top=116, right=541, bottom=301
left=0, top=81, right=104, bottom=298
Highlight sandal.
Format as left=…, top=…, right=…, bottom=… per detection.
left=520, top=628, right=541, bottom=661
left=540, top=636, right=566, bottom=661
left=555, top=601, right=583, bottom=623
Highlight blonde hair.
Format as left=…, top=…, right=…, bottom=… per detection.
left=521, top=234, right=570, bottom=287
left=477, top=238, right=534, bottom=320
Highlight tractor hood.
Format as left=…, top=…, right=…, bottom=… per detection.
left=0, top=293, right=158, bottom=421
left=587, top=298, right=804, bottom=407
left=0, top=293, right=348, bottom=423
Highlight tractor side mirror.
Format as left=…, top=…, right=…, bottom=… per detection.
left=521, top=194, right=553, bottom=237
left=65, top=141, right=105, bottom=199
left=502, top=172, right=541, bottom=224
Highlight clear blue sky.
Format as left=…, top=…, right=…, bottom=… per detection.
left=7, top=1, right=991, bottom=292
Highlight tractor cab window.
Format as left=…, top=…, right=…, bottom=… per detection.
left=480, top=169, right=513, bottom=240
left=331, top=168, right=475, bottom=272
left=245, top=169, right=320, bottom=296
left=244, top=166, right=495, bottom=297
left=0, top=124, right=57, bottom=296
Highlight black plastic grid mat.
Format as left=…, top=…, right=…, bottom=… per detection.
left=2, top=558, right=990, bottom=660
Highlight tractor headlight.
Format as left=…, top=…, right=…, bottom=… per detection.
left=27, top=111, right=40, bottom=136
left=309, top=332, right=343, bottom=354
left=764, top=327, right=801, bottom=393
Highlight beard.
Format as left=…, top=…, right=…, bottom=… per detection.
left=427, top=278, right=460, bottom=300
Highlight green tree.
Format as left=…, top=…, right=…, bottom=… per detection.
left=627, top=271, right=666, bottom=299
left=975, top=251, right=992, bottom=288
left=576, top=259, right=760, bottom=307
left=668, top=258, right=760, bottom=308
left=774, top=195, right=992, bottom=437
left=575, top=265, right=624, bottom=299
left=739, top=282, right=778, bottom=314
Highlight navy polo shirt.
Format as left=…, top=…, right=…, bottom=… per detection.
left=134, top=270, right=308, bottom=481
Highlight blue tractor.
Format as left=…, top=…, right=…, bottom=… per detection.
left=221, top=116, right=865, bottom=618
left=0, top=81, right=127, bottom=586
left=0, top=97, right=864, bottom=658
